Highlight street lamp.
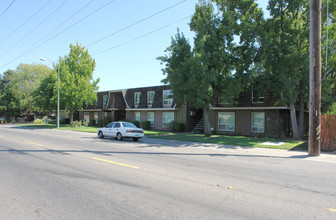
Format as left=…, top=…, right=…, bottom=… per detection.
left=40, top=58, right=60, bottom=129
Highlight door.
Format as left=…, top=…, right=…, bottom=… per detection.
left=103, top=122, right=114, bottom=136
left=111, top=122, right=121, bottom=137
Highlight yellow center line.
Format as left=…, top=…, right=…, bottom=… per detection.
left=92, top=157, right=139, bottom=169
left=26, top=141, right=44, bottom=147
left=328, top=208, right=336, bottom=213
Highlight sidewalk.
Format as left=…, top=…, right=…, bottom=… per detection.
left=143, top=137, right=336, bottom=163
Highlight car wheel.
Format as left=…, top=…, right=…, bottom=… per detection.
left=117, top=133, right=123, bottom=141
left=133, top=138, right=139, bottom=142
left=98, top=131, right=104, bottom=138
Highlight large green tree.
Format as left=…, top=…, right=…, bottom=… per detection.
left=258, top=0, right=310, bottom=139
left=0, top=70, right=20, bottom=119
left=58, top=42, right=100, bottom=123
left=159, top=0, right=263, bottom=136
left=0, top=64, right=51, bottom=119
left=321, top=0, right=336, bottom=114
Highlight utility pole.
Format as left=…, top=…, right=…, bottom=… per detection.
left=308, top=0, right=322, bottom=156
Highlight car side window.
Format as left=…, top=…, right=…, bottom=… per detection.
left=106, top=123, right=114, bottom=128
left=113, top=122, right=121, bottom=128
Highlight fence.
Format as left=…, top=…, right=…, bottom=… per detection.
left=321, top=115, right=336, bottom=151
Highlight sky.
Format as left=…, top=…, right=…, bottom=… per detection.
left=0, top=0, right=268, bottom=92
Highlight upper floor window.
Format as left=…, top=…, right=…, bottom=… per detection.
left=163, top=90, right=173, bottom=107
left=147, top=91, right=155, bottom=107
left=103, top=94, right=108, bottom=107
left=252, top=91, right=264, bottom=103
left=134, top=92, right=141, bottom=107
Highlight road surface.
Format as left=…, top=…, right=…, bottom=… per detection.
left=0, top=125, right=335, bottom=219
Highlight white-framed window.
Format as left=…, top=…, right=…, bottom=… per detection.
left=162, top=112, right=174, bottom=128
left=147, top=112, right=154, bottom=128
left=218, top=112, right=235, bottom=131
left=147, top=91, right=155, bottom=107
left=251, top=112, right=265, bottom=133
left=252, top=91, right=264, bottom=103
left=103, top=94, right=108, bottom=107
left=163, top=90, right=173, bottom=107
left=134, top=92, right=141, bottom=107
left=84, top=112, right=89, bottom=122
left=94, top=112, right=98, bottom=123
left=134, top=112, right=140, bottom=122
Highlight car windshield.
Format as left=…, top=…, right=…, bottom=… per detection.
left=122, top=122, right=137, bottom=128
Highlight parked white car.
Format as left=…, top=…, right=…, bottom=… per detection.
left=97, top=121, right=144, bottom=142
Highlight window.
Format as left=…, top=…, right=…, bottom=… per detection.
left=134, top=112, right=140, bottom=122
left=252, top=91, right=264, bottom=103
left=252, top=112, right=265, bottom=133
left=106, top=122, right=114, bottom=128
left=147, top=112, right=154, bottom=128
left=147, top=91, right=155, bottom=107
left=94, top=112, right=98, bottom=124
left=103, top=95, right=108, bottom=107
left=113, top=122, right=121, bottom=128
left=134, top=92, right=141, bottom=107
left=162, top=112, right=174, bottom=128
left=218, top=112, right=235, bottom=131
left=84, top=112, right=89, bottom=122
left=163, top=90, right=173, bottom=107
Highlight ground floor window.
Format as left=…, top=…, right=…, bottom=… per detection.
left=134, top=112, right=140, bottom=122
left=251, top=112, right=265, bottom=133
left=147, top=112, right=154, bottom=127
left=84, top=112, right=89, bottom=122
left=94, top=112, right=98, bottom=123
left=218, top=112, right=235, bottom=131
left=163, top=112, right=174, bottom=128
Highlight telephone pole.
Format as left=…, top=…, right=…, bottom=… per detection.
left=308, top=0, right=322, bottom=156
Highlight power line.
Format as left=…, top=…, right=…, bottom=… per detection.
left=94, top=15, right=191, bottom=56
left=0, top=0, right=116, bottom=70
left=0, top=0, right=70, bottom=58
left=0, top=0, right=52, bottom=44
left=21, top=0, right=96, bottom=59
left=87, top=0, right=187, bottom=47
left=0, top=0, right=16, bottom=20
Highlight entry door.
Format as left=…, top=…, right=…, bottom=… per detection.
left=112, top=122, right=121, bottom=137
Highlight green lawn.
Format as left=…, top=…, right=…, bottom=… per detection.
left=17, top=124, right=307, bottom=150
left=150, top=134, right=307, bottom=151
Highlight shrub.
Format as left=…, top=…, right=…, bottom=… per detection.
left=34, top=119, right=43, bottom=124
left=173, top=122, right=185, bottom=132
left=89, top=119, right=96, bottom=126
left=82, top=120, right=89, bottom=127
left=130, top=120, right=140, bottom=128
left=141, top=121, right=151, bottom=130
left=72, top=120, right=81, bottom=127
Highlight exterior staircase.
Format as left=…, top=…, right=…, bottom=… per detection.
left=192, top=118, right=204, bottom=134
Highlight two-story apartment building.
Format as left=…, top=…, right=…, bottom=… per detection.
left=78, top=85, right=306, bottom=137
left=78, top=90, right=126, bottom=126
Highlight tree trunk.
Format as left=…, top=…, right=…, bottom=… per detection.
left=203, top=101, right=211, bottom=137
left=69, top=112, right=73, bottom=124
left=289, top=103, right=301, bottom=140
left=298, top=94, right=305, bottom=139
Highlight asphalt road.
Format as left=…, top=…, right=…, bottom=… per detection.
left=0, top=125, right=336, bottom=220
